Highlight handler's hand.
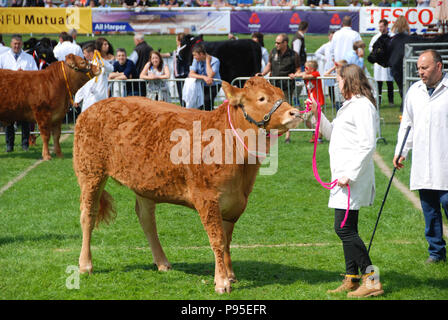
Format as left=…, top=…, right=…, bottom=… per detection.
left=393, top=155, right=406, bottom=170
left=337, top=176, right=350, bottom=187
left=305, top=95, right=318, bottom=118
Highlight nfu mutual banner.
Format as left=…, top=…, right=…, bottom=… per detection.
left=359, top=7, right=437, bottom=34
left=92, top=9, right=230, bottom=34
left=230, top=10, right=359, bottom=34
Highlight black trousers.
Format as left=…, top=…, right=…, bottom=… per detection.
left=334, top=209, right=372, bottom=275
left=5, top=121, right=30, bottom=150
left=202, top=85, right=221, bottom=111
left=377, top=81, right=394, bottom=105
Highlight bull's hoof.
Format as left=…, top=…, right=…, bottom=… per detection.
left=42, top=155, right=52, bottom=161
left=229, top=276, right=237, bottom=283
left=157, top=263, right=172, bottom=272
left=215, top=285, right=232, bottom=294
left=79, top=265, right=93, bottom=275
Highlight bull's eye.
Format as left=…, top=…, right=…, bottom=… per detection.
left=258, top=97, right=265, bottom=102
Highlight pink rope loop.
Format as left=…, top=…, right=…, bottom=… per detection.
left=309, top=100, right=351, bottom=228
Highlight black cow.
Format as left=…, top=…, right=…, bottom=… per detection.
left=179, top=35, right=262, bottom=86
left=23, top=37, right=58, bottom=70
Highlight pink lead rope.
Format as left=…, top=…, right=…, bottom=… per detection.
left=310, top=100, right=351, bottom=228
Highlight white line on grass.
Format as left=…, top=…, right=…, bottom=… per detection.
left=373, top=151, right=448, bottom=239
left=0, top=134, right=71, bottom=198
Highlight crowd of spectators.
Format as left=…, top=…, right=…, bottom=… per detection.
left=0, top=0, right=431, bottom=8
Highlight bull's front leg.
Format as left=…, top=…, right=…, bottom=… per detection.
left=52, top=122, right=63, bottom=158
left=196, top=199, right=231, bottom=294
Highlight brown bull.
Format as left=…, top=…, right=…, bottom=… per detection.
left=0, top=54, right=100, bottom=160
left=73, top=77, right=302, bottom=293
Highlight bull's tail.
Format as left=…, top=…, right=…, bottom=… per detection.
left=95, top=190, right=117, bottom=228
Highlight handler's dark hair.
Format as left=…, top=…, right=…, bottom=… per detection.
left=82, top=42, right=95, bottom=53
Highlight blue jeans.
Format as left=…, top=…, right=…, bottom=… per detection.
left=419, top=189, right=448, bottom=261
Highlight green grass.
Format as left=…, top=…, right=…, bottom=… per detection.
left=0, top=34, right=446, bottom=300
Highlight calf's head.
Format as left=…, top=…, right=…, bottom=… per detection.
left=65, top=53, right=101, bottom=79
left=222, top=76, right=302, bottom=134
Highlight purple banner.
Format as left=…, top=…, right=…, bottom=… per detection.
left=230, top=11, right=359, bottom=34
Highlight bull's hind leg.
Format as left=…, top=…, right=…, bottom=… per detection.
left=196, top=200, right=231, bottom=294
left=223, top=220, right=236, bottom=283
left=78, top=178, right=107, bottom=274
left=135, top=194, right=171, bottom=271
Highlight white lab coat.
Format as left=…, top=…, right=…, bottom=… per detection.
left=75, top=58, right=113, bottom=112
left=182, top=77, right=204, bottom=109
left=319, top=95, right=379, bottom=210
left=0, top=49, right=38, bottom=71
left=368, top=32, right=393, bottom=82
left=53, top=41, right=83, bottom=61
left=395, top=73, right=448, bottom=191
left=330, top=26, right=362, bottom=63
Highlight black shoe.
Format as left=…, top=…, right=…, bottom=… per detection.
left=22, top=146, right=29, bottom=152
left=6, top=146, right=13, bottom=153
left=425, top=257, right=446, bottom=264
left=284, top=138, right=291, bottom=144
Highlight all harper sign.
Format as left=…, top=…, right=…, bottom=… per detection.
left=359, top=7, right=437, bottom=34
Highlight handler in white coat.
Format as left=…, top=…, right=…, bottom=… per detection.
left=74, top=44, right=113, bottom=113
left=368, top=19, right=394, bottom=106
left=393, top=49, right=448, bottom=264
left=308, top=64, right=383, bottom=298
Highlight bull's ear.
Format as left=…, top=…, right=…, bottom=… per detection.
left=65, top=53, right=75, bottom=65
left=222, top=81, right=243, bottom=106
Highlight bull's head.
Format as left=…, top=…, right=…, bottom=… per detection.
left=65, top=53, right=101, bottom=78
left=222, top=76, right=302, bottom=134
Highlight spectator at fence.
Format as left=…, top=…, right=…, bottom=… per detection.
left=129, top=33, right=154, bottom=96
left=393, top=49, right=448, bottom=264
left=307, top=0, right=319, bottom=7
left=44, top=0, right=56, bottom=7
left=287, top=0, right=304, bottom=8
left=377, top=0, right=390, bottom=6
left=238, top=0, right=253, bottom=7
left=315, top=30, right=335, bottom=106
left=97, top=0, right=110, bottom=8
left=292, top=21, right=308, bottom=71
left=59, top=0, right=74, bottom=6
left=388, top=15, right=410, bottom=112
left=416, top=0, right=430, bottom=7
left=308, top=64, right=383, bottom=298
left=292, top=60, right=324, bottom=143
left=369, top=19, right=394, bottom=106
left=257, top=33, right=300, bottom=144
left=123, top=0, right=137, bottom=8
left=168, top=33, right=190, bottom=106
left=188, top=43, right=221, bottom=111
left=251, top=32, right=269, bottom=73
left=159, top=0, right=179, bottom=6
left=95, top=37, right=115, bottom=63
left=53, top=32, right=83, bottom=62
left=349, top=0, right=361, bottom=8
left=362, top=0, right=372, bottom=5
left=0, top=34, right=37, bottom=153
left=74, top=43, right=114, bottom=113
left=319, top=0, right=334, bottom=6
left=23, top=0, right=45, bottom=5
left=213, top=0, right=227, bottom=7
left=344, top=40, right=365, bottom=69
left=323, top=59, right=347, bottom=111
left=109, top=48, right=139, bottom=96
left=330, top=16, right=362, bottom=64
left=391, top=0, right=402, bottom=7
left=140, top=51, right=170, bottom=101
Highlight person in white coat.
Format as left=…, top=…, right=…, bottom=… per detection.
left=308, top=64, right=384, bottom=298
left=330, top=16, right=362, bottom=64
left=393, top=49, right=448, bottom=264
left=0, top=34, right=38, bottom=153
left=74, top=43, right=113, bottom=113
left=368, top=19, right=394, bottom=106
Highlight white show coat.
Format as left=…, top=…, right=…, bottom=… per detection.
left=0, top=49, right=38, bottom=71
left=75, top=57, right=113, bottom=112
left=368, top=32, right=393, bottom=82
left=53, top=41, right=83, bottom=61
left=330, top=26, right=362, bottom=63
left=319, top=95, right=379, bottom=210
left=315, top=41, right=335, bottom=87
left=0, top=44, right=9, bottom=56
left=395, top=73, right=448, bottom=191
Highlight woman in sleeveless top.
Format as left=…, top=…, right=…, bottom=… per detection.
left=140, top=50, right=170, bottom=101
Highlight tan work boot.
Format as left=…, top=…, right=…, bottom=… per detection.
left=327, top=275, right=360, bottom=293
left=347, top=272, right=384, bottom=298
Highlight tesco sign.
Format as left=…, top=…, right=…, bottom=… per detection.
left=359, top=7, right=437, bottom=34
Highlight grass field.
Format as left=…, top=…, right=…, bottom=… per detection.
left=0, top=34, right=447, bottom=300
